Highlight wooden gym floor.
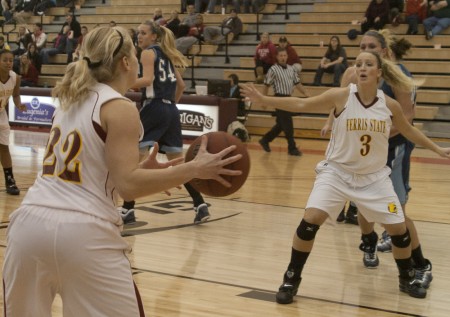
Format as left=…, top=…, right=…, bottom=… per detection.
left=1, top=130, right=450, bottom=316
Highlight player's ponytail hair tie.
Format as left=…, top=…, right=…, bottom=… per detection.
left=83, top=56, right=102, bottom=69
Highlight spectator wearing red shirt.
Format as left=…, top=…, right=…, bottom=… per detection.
left=405, top=0, right=427, bottom=34
left=254, top=32, right=277, bottom=83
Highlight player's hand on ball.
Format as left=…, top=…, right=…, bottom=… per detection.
left=140, top=143, right=183, bottom=195
left=193, top=135, right=242, bottom=188
left=140, top=143, right=184, bottom=170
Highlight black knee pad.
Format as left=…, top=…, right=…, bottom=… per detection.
left=391, top=230, right=411, bottom=249
left=296, top=219, right=320, bottom=241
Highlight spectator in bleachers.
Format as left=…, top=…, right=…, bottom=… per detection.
left=175, top=24, right=199, bottom=54
left=35, top=0, right=57, bottom=15
left=203, top=9, right=242, bottom=44
left=19, top=54, right=38, bottom=86
left=423, top=0, right=450, bottom=40
left=405, top=0, right=427, bottom=35
left=181, top=4, right=198, bottom=27
left=0, top=36, right=11, bottom=50
left=40, top=25, right=70, bottom=64
left=254, top=32, right=277, bottom=84
left=109, top=21, right=117, bottom=27
left=388, top=0, right=404, bottom=25
left=72, top=25, right=88, bottom=61
left=188, top=14, right=205, bottom=42
left=220, top=0, right=240, bottom=13
left=277, top=36, right=302, bottom=75
left=361, top=0, right=390, bottom=34
left=153, top=8, right=166, bottom=25
left=1, top=0, right=16, bottom=22
left=165, top=10, right=180, bottom=36
left=26, top=42, right=41, bottom=72
left=13, top=26, right=32, bottom=56
left=61, top=14, right=81, bottom=62
left=32, top=23, right=47, bottom=52
left=312, top=35, right=347, bottom=87
left=13, top=0, right=38, bottom=24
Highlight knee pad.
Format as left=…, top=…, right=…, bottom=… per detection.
left=391, top=230, right=411, bottom=249
left=296, top=219, right=320, bottom=241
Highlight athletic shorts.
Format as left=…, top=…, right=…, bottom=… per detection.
left=3, top=205, right=145, bottom=317
left=306, top=161, right=405, bottom=225
left=139, top=99, right=182, bottom=154
left=0, top=109, right=10, bottom=145
left=387, top=139, right=415, bottom=205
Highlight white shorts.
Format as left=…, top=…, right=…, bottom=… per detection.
left=306, top=161, right=404, bottom=225
left=0, top=109, right=10, bottom=145
left=3, top=205, right=145, bottom=317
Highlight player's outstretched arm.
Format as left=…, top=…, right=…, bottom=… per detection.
left=389, top=98, right=450, bottom=159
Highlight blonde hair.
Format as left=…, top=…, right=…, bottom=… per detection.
left=141, top=20, right=188, bottom=68
left=367, top=51, right=415, bottom=93
left=52, top=27, right=134, bottom=110
left=364, top=29, right=394, bottom=60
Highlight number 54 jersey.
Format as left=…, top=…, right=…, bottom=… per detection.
left=22, top=83, right=137, bottom=226
left=325, top=83, right=393, bottom=175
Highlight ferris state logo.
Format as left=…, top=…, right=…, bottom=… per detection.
left=179, top=110, right=214, bottom=132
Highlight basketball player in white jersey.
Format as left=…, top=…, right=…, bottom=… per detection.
left=3, top=27, right=242, bottom=316
left=0, top=49, right=27, bottom=195
left=240, top=51, right=450, bottom=304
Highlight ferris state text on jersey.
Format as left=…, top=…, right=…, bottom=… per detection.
left=346, top=118, right=387, bottom=134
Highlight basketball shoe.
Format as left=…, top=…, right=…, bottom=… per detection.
left=414, top=259, right=433, bottom=289
left=345, top=204, right=358, bottom=225
left=377, top=230, right=392, bottom=253
left=194, top=203, right=210, bottom=224
left=258, top=139, right=271, bottom=152
left=6, top=178, right=20, bottom=195
left=276, top=269, right=301, bottom=304
left=336, top=207, right=346, bottom=223
left=399, top=270, right=427, bottom=298
left=359, top=242, right=379, bottom=269
left=118, top=207, right=136, bottom=225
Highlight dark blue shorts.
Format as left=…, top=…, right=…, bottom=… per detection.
left=139, top=99, right=183, bottom=154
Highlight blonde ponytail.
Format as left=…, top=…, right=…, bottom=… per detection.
left=52, top=26, right=134, bottom=110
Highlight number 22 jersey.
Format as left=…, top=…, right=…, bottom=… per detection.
left=22, top=83, right=139, bottom=225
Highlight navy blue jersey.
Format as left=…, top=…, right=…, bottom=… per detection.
left=380, top=63, right=416, bottom=103
left=144, top=45, right=177, bottom=103
left=380, top=63, right=416, bottom=146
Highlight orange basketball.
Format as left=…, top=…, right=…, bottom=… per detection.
left=185, top=131, right=250, bottom=197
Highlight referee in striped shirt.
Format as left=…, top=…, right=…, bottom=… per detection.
left=259, top=47, right=309, bottom=156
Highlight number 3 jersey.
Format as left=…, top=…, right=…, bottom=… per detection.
left=22, top=83, right=137, bottom=225
left=325, top=83, right=392, bottom=175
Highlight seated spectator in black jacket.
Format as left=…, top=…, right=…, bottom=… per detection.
left=313, top=35, right=347, bottom=87
left=40, top=25, right=70, bottom=64
left=361, top=0, right=390, bottom=34
left=203, top=9, right=243, bottom=44
left=165, top=10, right=180, bottom=37
left=61, top=14, right=81, bottom=63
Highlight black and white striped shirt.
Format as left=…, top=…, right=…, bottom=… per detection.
left=264, top=64, right=300, bottom=96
